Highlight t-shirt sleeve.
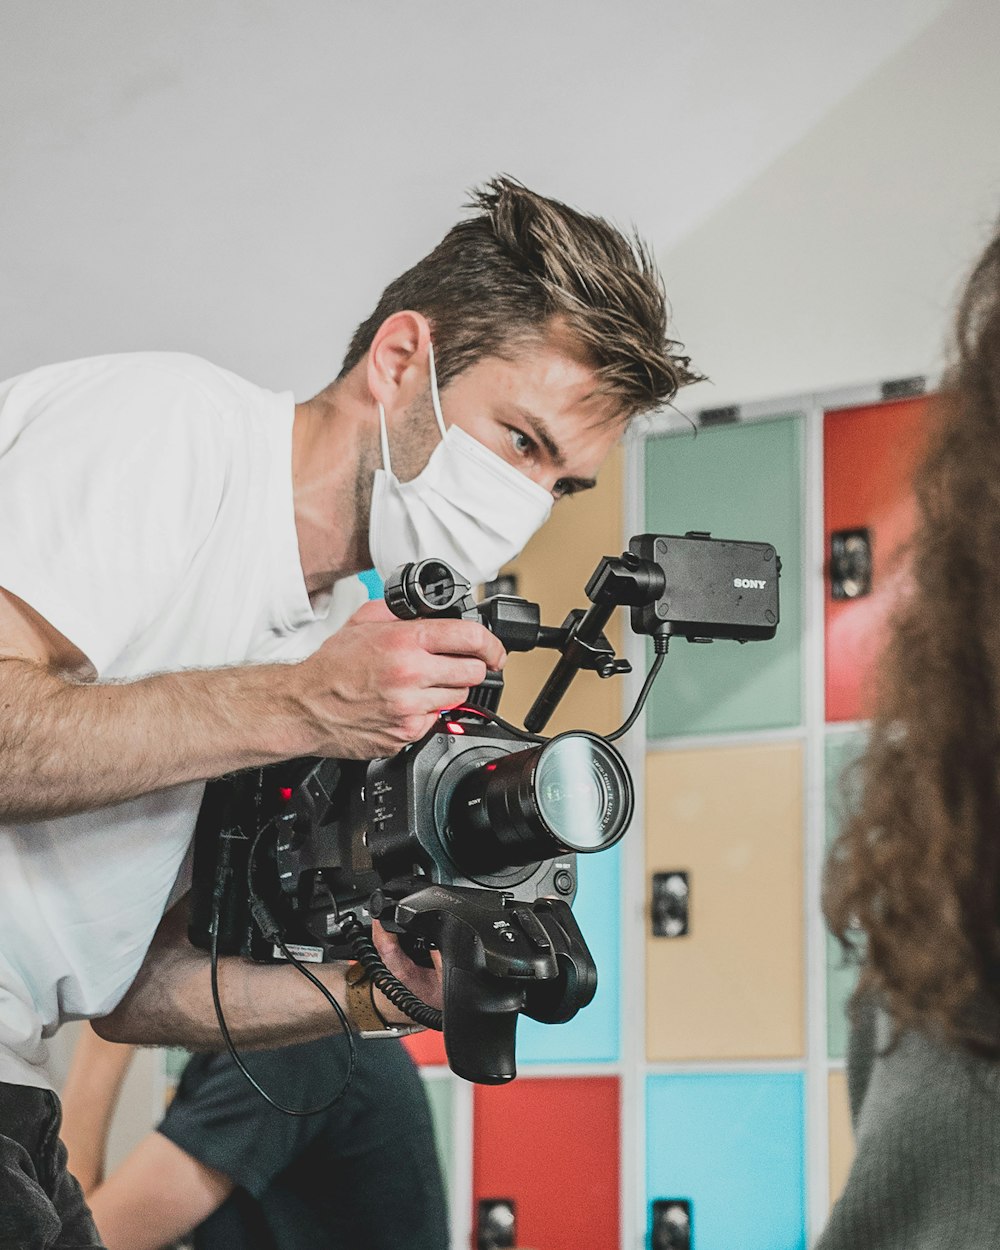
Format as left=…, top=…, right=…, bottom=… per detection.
left=157, top=1045, right=341, bottom=1198
left=0, top=358, right=228, bottom=674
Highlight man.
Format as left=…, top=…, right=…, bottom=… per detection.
left=59, top=1025, right=449, bottom=1250
left=0, top=175, right=697, bottom=1247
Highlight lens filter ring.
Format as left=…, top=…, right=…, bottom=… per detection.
left=530, top=732, right=633, bottom=853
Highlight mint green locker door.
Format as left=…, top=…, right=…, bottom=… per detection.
left=421, top=1072, right=457, bottom=1208
left=643, top=415, right=803, bottom=737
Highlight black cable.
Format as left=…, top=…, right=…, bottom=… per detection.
left=339, top=915, right=443, bottom=1031
left=207, top=823, right=357, bottom=1118
left=463, top=638, right=669, bottom=746
left=455, top=705, right=548, bottom=743
left=606, top=640, right=668, bottom=743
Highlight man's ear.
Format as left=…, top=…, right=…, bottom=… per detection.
left=366, top=311, right=432, bottom=413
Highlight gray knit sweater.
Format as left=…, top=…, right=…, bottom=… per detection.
left=817, top=998, right=1000, bottom=1248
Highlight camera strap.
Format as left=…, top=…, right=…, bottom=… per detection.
left=345, top=962, right=422, bottom=1038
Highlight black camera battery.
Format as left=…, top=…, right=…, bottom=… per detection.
left=628, top=532, right=779, bottom=643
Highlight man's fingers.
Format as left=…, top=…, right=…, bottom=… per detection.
left=416, top=619, right=507, bottom=671
left=421, top=656, right=488, bottom=691
left=347, top=598, right=397, bottom=624
left=423, top=688, right=474, bottom=713
left=347, top=603, right=506, bottom=669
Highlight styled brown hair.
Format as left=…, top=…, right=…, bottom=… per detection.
left=339, top=175, right=701, bottom=418
left=824, top=221, right=1000, bottom=1054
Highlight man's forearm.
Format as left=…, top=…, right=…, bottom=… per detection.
left=91, top=901, right=351, bottom=1050
left=0, top=657, right=311, bottom=821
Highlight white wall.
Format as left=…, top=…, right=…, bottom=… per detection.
left=1, top=0, right=946, bottom=399
left=662, top=0, right=1000, bottom=411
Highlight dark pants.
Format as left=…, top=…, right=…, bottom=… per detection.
left=0, top=1083, right=103, bottom=1250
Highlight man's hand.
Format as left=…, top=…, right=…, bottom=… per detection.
left=291, top=599, right=507, bottom=759
left=371, top=921, right=444, bottom=1024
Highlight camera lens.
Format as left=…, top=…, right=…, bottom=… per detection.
left=446, top=732, right=633, bottom=874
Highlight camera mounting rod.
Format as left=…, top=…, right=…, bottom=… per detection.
left=524, top=554, right=665, bottom=733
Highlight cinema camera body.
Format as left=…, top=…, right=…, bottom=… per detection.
left=189, top=533, right=780, bottom=1085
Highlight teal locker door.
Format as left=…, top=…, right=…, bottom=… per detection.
left=825, top=730, right=866, bottom=1058
left=644, top=416, right=803, bottom=737
left=421, top=1073, right=456, bottom=1207
left=646, top=1072, right=806, bottom=1250
left=519, top=844, right=620, bottom=1064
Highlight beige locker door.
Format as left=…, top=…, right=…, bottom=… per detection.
left=497, top=447, right=624, bottom=736
left=828, top=1069, right=855, bottom=1207
left=645, top=741, right=805, bottom=1060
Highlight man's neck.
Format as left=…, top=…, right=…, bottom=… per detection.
left=291, top=376, right=373, bottom=595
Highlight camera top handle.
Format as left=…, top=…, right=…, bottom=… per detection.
left=382, top=552, right=665, bottom=728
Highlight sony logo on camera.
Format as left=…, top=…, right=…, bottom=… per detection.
left=734, top=578, right=767, bottom=589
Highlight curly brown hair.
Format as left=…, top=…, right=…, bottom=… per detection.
left=339, top=175, right=701, bottom=420
left=824, top=222, right=1000, bottom=1054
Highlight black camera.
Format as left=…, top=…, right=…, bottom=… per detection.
left=189, top=533, right=779, bottom=1085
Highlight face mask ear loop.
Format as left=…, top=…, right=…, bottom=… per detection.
left=426, top=341, right=449, bottom=441
left=377, top=402, right=393, bottom=475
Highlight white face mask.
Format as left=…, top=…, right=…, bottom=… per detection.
left=368, top=342, right=554, bottom=585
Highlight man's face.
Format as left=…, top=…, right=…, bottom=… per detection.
left=436, top=326, right=625, bottom=502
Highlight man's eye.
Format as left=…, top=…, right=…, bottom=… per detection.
left=508, top=429, right=535, bottom=457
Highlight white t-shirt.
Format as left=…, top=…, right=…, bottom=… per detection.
left=0, top=352, right=366, bottom=1088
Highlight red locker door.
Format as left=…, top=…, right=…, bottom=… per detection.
left=404, top=1029, right=448, bottom=1067
left=473, top=1076, right=620, bottom=1250
left=824, top=397, right=931, bottom=722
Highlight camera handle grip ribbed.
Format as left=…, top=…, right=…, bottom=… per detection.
left=440, top=963, right=523, bottom=1085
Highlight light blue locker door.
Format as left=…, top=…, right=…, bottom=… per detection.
left=646, top=1072, right=806, bottom=1250
left=519, top=844, right=621, bottom=1063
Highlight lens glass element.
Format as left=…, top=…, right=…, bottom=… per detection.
left=534, top=735, right=627, bottom=851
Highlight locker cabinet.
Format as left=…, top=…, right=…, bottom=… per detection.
left=643, top=415, right=804, bottom=738
left=824, top=397, right=929, bottom=722
left=646, top=742, right=805, bottom=1061
left=473, top=1076, right=620, bottom=1250
left=646, top=1072, right=806, bottom=1250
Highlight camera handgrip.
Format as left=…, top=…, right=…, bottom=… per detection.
left=440, top=960, right=524, bottom=1085
left=522, top=899, right=598, bottom=1024
left=391, top=885, right=562, bottom=1084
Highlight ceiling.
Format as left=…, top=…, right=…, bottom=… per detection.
left=0, top=0, right=952, bottom=388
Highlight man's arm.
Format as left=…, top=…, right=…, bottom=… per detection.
left=60, top=1026, right=136, bottom=1195
left=92, top=895, right=440, bottom=1049
left=59, top=1025, right=234, bottom=1250
left=86, top=1128, right=234, bottom=1250
left=0, top=589, right=506, bottom=822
